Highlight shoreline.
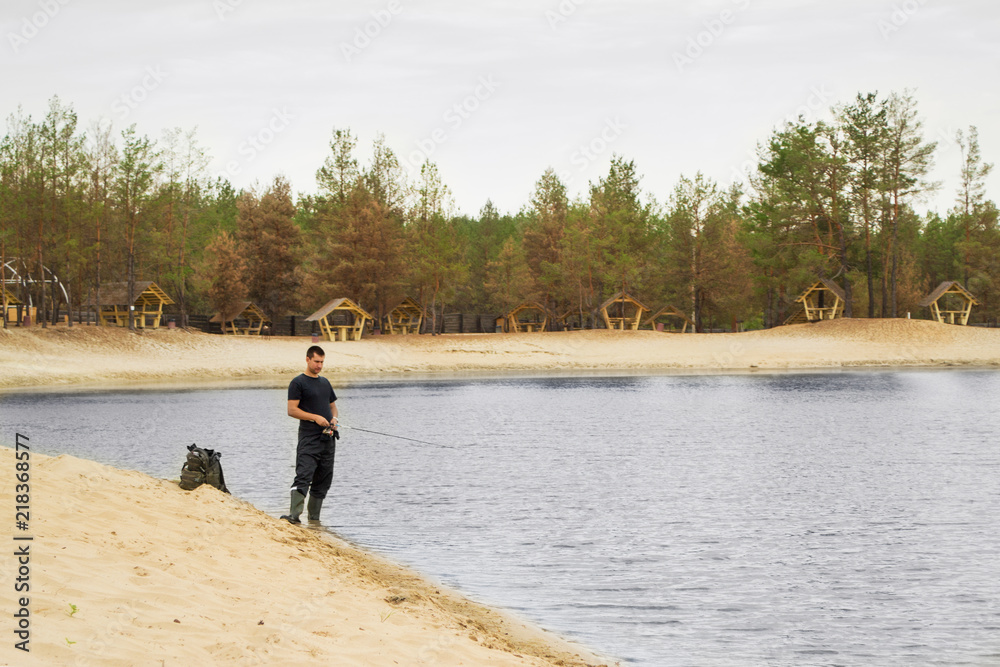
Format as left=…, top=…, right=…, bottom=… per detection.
left=4, top=320, right=999, bottom=663
left=1, top=318, right=999, bottom=392
left=3, top=363, right=996, bottom=397
left=0, top=446, right=616, bottom=665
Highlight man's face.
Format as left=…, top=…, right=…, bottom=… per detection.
left=307, top=354, right=325, bottom=375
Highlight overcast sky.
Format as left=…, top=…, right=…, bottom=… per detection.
left=2, top=0, right=998, bottom=217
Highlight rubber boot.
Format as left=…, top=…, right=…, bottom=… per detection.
left=281, top=490, right=306, bottom=524
left=307, top=495, right=324, bottom=521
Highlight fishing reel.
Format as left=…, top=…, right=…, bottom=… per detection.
left=322, top=423, right=340, bottom=440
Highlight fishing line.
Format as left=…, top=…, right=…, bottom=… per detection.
left=336, top=424, right=458, bottom=449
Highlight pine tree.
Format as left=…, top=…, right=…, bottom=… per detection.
left=839, top=92, right=888, bottom=317
left=320, top=184, right=404, bottom=318
left=203, top=230, right=248, bottom=325
left=316, top=128, right=360, bottom=206
left=557, top=202, right=599, bottom=326
left=664, top=175, right=752, bottom=331
left=879, top=91, right=936, bottom=316
left=406, top=161, right=467, bottom=331
left=951, top=126, right=1000, bottom=319
left=484, top=236, right=535, bottom=313
left=523, top=168, right=568, bottom=308
left=461, top=200, right=520, bottom=310
left=113, top=125, right=160, bottom=331
left=588, top=155, right=653, bottom=301
left=756, top=119, right=855, bottom=316
left=235, top=176, right=302, bottom=321
left=83, top=119, right=119, bottom=326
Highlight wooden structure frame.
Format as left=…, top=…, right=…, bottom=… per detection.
left=506, top=302, right=549, bottom=333
left=384, top=297, right=424, bottom=335
left=554, top=309, right=588, bottom=331
left=599, top=291, right=651, bottom=330
left=919, top=281, right=979, bottom=325
left=787, top=279, right=846, bottom=324
left=210, top=302, right=270, bottom=335
left=98, top=281, right=174, bottom=328
left=642, top=305, right=694, bottom=333
left=306, top=297, right=374, bottom=341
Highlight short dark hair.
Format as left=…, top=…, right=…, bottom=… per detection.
left=306, top=345, right=326, bottom=359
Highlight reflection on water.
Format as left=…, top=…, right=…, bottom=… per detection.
left=3, top=370, right=1000, bottom=666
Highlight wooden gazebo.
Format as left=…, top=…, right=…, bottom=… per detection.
left=785, top=279, right=846, bottom=325
left=642, top=305, right=694, bottom=333
left=2, top=286, right=21, bottom=323
left=600, top=291, right=651, bottom=330
left=506, top=302, right=549, bottom=333
left=306, top=297, right=374, bottom=341
left=210, top=302, right=270, bottom=335
left=919, top=281, right=979, bottom=325
left=98, top=281, right=174, bottom=328
left=384, top=297, right=424, bottom=335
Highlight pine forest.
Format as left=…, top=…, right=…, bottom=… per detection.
left=1, top=91, right=997, bottom=332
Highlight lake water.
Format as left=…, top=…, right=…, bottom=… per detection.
left=3, top=370, right=1000, bottom=666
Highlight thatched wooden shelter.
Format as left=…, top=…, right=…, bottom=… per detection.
left=642, top=305, right=694, bottom=333
left=600, top=291, right=651, bottom=330
left=98, top=281, right=174, bottom=328
left=506, top=302, right=549, bottom=333
left=384, top=297, right=424, bottom=334
left=306, top=297, right=374, bottom=341
left=918, top=281, right=980, bottom=325
left=784, top=279, right=846, bottom=325
left=210, top=302, right=271, bottom=335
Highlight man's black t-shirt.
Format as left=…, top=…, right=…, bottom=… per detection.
left=288, top=373, right=337, bottom=437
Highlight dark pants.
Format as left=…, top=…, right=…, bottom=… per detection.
left=291, top=433, right=336, bottom=499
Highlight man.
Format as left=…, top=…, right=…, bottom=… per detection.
left=281, top=345, right=338, bottom=524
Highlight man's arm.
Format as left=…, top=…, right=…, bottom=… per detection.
left=330, top=401, right=338, bottom=426
left=288, top=399, right=330, bottom=427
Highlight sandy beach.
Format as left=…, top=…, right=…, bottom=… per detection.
left=1, top=318, right=999, bottom=391
left=0, top=446, right=613, bottom=666
left=2, top=319, right=999, bottom=664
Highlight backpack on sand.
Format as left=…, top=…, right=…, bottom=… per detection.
left=179, top=444, right=230, bottom=493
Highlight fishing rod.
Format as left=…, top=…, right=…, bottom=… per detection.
left=329, top=423, right=457, bottom=449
